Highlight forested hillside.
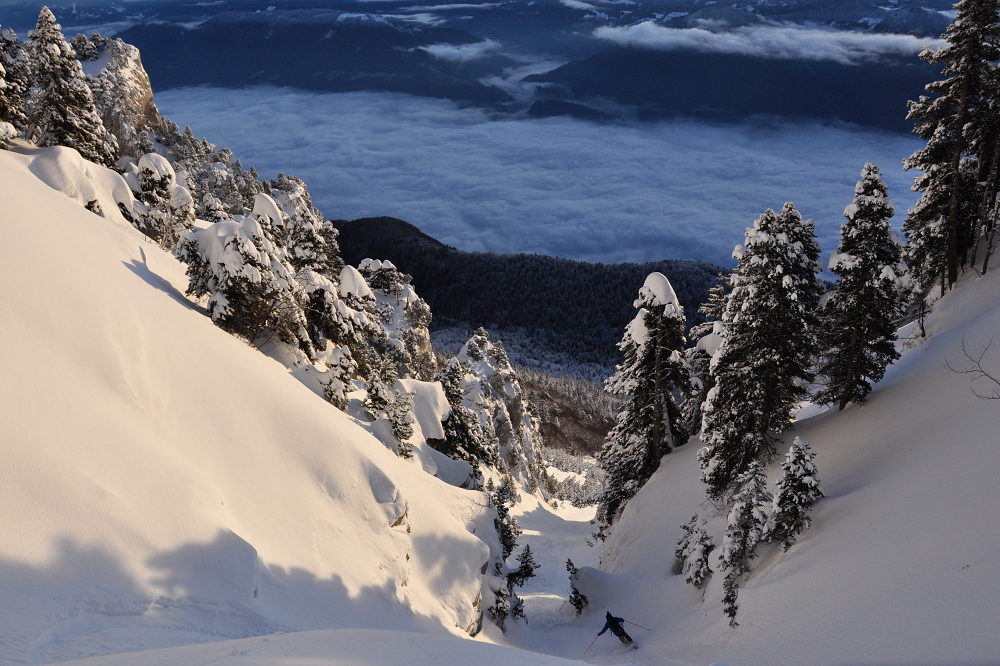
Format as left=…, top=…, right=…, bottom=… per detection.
left=335, top=216, right=723, bottom=377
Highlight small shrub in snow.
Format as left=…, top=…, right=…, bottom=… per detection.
left=765, top=437, right=823, bottom=552
left=566, top=558, right=589, bottom=615
left=720, top=461, right=771, bottom=627
left=676, top=515, right=714, bottom=590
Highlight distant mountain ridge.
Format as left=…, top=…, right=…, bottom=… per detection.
left=333, top=216, right=723, bottom=378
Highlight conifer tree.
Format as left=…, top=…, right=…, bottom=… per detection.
left=388, top=389, right=415, bottom=457
left=565, top=559, right=589, bottom=615
left=201, top=194, right=229, bottom=223
left=491, top=478, right=521, bottom=561
left=681, top=275, right=728, bottom=435
left=699, top=205, right=822, bottom=501
left=173, top=215, right=312, bottom=355
left=0, top=28, right=27, bottom=132
left=817, top=164, right=902, bottom=410
left=322, top=345, right=355, bottom=410
left=720, top=461, right=771, bottom=627
left=26, top=7, right=118, bottom=165
left=699, top=273, right=729, bottom=321
left=676, top=515, right=714, bottom=589
left=683, top=525, right=714, bottom=590
left=765, top=437, right=823, bottom=552
left=903, top=0, right=1000, bottom=292
left=597, top=273, right=689, bottom=526
left=508, top=544, right=540, bottom=588
left=435, top=358, right=496, bottom=467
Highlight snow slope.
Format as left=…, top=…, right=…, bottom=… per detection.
left=0, top=146, right=540, bottom=664
left=577, top=266, right=1000, bottom=663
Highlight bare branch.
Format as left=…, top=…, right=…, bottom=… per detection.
left=945, top=335, right=1000, bottom=400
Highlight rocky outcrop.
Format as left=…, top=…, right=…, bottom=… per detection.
left=72, top=34, right=163, bottom=158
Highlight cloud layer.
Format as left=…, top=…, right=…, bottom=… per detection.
left=594, top=21, right=945, bottom=65
left=418, top=39, right=500, bottom=62
left=157, top=87, right=921, bottom=268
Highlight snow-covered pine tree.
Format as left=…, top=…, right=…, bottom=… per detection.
left=817, top=164, right=903, bottom=410
left=504, top=544, right=539, bottom=622
left=267, top=173, right=341, bottom=275
left=765, top=437, right=822, bottom=552
left=676, top=514, right=714, bottom=590
left=173, top=215, right=313, bottom=356
left=364, top=374, right=392, bottom=422
left=719, top=461, right=771, bottom=627
left=699, top=273, right=729, bottom=321
left=508, top=544, right=540, bottom=588
left=0, top=28, right=27, bottom=133
left=25, top=7, right=118, bottom=166
left=699, top=205, right=822, bottom=501
left=388, top=388, right=415, bottom=457
left=358, top=258, right=437, bottom=381
left=904, top=0, right=1000, bottom=292
left=201, top=194, right=229, bottom=223
left=565, top=558, right=589, bottom=615
left=597, top=272, right=689, bottom=526
left=487, top=584, right=511, bottom=630
left=321, top=345, right=355, bottom=410
left=681, top=274, right=728, bottom=435
left=675, top=515, right=697, bottom=565
left=131, top=153, right=194, bottom=249
left=0, top=29, right=28, bottom=148
left=362, top=357, right=415, bottom=456
left=435, top=357, right=496, bottom=468
left=491, top=478, right=522, bottom=562
left=777, top=202, right=823, bottom=314
left=682, top=524, right=714, bottom=590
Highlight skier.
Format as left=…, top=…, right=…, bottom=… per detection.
left=598, top=611, right=635, bottom=648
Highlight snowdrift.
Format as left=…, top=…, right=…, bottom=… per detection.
left=0, top=146, right=501, bottom=663
left=592, top=261, right=1000, bottom=663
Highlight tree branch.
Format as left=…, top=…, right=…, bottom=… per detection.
left=944, top=335, right=1000, bottom=400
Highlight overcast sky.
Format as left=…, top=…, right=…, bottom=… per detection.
left=157, top=87, right=921, bottom=268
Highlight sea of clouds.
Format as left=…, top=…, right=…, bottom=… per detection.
left=593, top=22, right=946, bottom=65
left=157, top=87, right=921, bottom=268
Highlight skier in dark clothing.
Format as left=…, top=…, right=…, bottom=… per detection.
left=598, top=611, right=634, bottom=647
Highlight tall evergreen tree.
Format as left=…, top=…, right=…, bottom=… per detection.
left=25, top=7, right=118, bottom=165
left=765, top=437, right=823, bottom=552
left=699, top=205, right=822, bottom=501
left=719, top=461, right=771, bottom=627
left=817, top=164, right=903, bottom=410
left=903, top=0, right=1000, bottom=292
left=0, top=28, right=27, bottom=134
left=597, top=272, right=689, bottom=525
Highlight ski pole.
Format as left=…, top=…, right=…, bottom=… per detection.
left=624, top=620, right=650, bottom=631
left=583, top=634, right=599, bottom=654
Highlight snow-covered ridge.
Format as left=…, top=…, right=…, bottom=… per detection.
left=591, top=263, right=1000, bottom=663
left=0, top=145, right=506, bottom=663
